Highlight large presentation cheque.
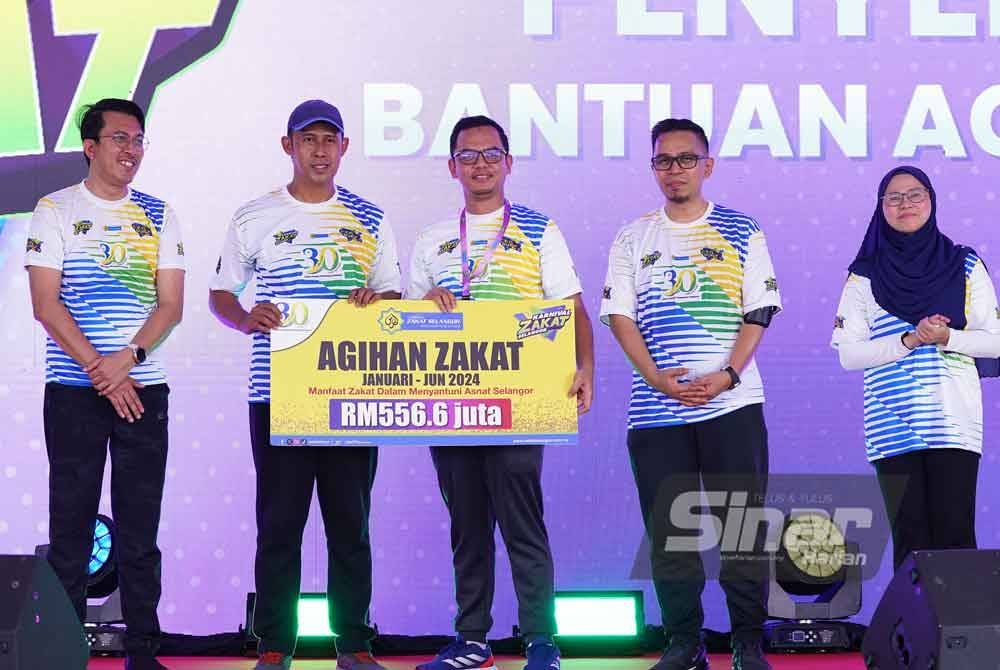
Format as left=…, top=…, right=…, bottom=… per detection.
left=270, top=299, right=578, bottom=446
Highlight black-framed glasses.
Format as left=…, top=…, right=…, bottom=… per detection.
left=881, top=188, right=928, bottom=207
left=452, top=147, right=507, bottom=165
left=651, top=153, right=708, bottom=171
left=99, top=132, right=149, bottom=151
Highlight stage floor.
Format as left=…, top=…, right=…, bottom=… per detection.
left=87, top=653, right=867, bottom=669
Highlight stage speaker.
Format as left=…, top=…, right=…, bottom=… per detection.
left=0, top=555, right=88, bottom=670
left=863, top=549, right=1000, bottom=670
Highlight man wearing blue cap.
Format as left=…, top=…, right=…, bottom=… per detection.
left=210, top=100, right=401, bottom=670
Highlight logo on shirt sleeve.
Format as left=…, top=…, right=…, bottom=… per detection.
left=273, top=229, right=299, bottom=245
left=177, top=242, right=185, bottom=256
left=438, top=239, right=460, bottom=255
left=834, top=315, right=845, bottom=329
left=26, top=238, right=43, bottom=253
left=765, top=277, right=779, bottom=292
left=640, top=250, right=662, bottom=268
left=131, top=222, right=153, bottom=238
left=602, top=286, right=612, bottom=300
left=72, top=220, right=93, bottom=235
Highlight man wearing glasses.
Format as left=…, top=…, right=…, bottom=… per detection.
left=25, top=98, right=184, bottom=670
left=600, top=119, right=781, bottom=670
left=210, top=99, right=400, bottom=670
left=406, top=115, right=594, bottom=670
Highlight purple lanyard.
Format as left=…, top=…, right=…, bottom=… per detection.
left=459, top=200, right=512, bottom=299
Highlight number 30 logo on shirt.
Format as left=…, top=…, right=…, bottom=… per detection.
left=276, top=302, right=310, bottom=327
left=99, top=242, right=129, bottom=268
left=302, top=246, right=342, bottom=276
left=663, top=268, right=701, bottom=300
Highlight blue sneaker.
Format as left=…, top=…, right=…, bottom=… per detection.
left=523, top=641, right=561, bottom=670
left=416, top=638, right=497, bottom=670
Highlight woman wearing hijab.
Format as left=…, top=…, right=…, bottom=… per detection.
left=831, top=165, right=1000, bottom=571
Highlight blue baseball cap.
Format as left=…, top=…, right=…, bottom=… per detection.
left=286, top=99, right=344, bottom=136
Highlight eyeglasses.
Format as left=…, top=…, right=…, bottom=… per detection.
left=881, top=188, right=928, bottom=207
left=452, top=148, right=507, bottom=165
left=99, top=132, right=149, bottom=151
left=651, top=153, right=708, bottom=171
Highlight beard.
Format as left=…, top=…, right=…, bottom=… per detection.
left=666, top=192, right=690, bottom=204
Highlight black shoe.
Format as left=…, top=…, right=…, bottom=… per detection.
left=125, top=655, right=169, bottom=670
left=731, top=639, right=770, bottom=670
left=650, top=635, right=709, bottom=670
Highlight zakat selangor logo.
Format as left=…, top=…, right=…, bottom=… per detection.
left=514, top=305, right=572, bottom=341
left=1, top=0, right=240, bottom=214
left=378, top=308, right=403, bottom=335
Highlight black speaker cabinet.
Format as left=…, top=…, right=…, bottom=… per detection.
left=0, top=555, right=88, bottom=670
left=863, top=549, right=1000, bottom=670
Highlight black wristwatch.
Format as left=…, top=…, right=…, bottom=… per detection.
left=128, top=343, right=147, bottom=364
left=723, top=365, right=741, bottom=390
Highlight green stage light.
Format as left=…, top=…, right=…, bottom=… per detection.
left=552, top=590, right=644, bottom=654
left=297, top=594, right=337, bottom=638
left=555, top=594, right=640, bottom=636
left=245, top=592, right=339, bottom=650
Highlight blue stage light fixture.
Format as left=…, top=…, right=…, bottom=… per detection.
left=87, top=514, right=118, bottom=599
left=90, top=516, right=113, bottom=574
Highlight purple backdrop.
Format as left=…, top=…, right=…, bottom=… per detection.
left=2, top=0, right=999, bottom=638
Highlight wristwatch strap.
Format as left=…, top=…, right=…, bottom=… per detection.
left=723, top=365, right=740, bottom=390
left=127, top=343, right=146, bottom=364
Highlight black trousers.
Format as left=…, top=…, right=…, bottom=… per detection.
left=874, top=447, right=979, bottom=571
left=628, top=403, right=769, bottom=642
left=430, top=445, right=556, bottom=640
left=249, top=403, right=377, bottom=655
left=43, top=382, right=169, bottom=656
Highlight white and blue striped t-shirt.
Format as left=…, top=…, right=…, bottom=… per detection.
left=404, top=203, right=582, bottom=301
left=831, top=253, right=1000, bottom=461
left=24, top=182, right=185, bottom=386
left=210, top=186, right=401, bottom=403
left=600, top=203, right=782, bottom=428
